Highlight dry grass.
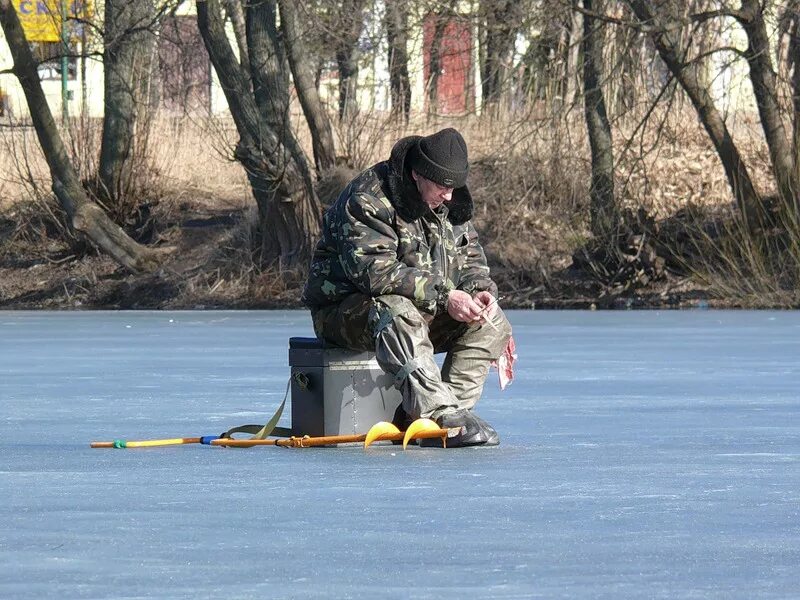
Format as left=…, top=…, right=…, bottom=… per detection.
left=667, top=198, right=800, bottom=308
left=2, top=103, right=796, bottom=308
left=0, top=116, right=250, bottom=211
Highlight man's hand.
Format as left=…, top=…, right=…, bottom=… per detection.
left=473, top=291, right=498, bottom=321
left=446, top=290, right=486, bottom=323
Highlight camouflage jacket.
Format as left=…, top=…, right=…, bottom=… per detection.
left=303, top=136, right=497, bottom=316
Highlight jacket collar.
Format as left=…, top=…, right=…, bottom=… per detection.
left=379, top=135, right=473, bottom=226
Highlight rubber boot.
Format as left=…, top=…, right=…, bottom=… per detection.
left=420, top=409, right=500, bottom=448
left=391, top=404, right=415, bottom=446
left=468, top=412, right=500, bottom=446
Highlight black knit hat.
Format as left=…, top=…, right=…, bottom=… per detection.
left=408, top=128, right=469, bottom=188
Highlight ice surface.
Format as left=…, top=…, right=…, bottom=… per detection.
left=1, top=310, right=799, bottom=599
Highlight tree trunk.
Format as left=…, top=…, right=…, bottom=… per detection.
left=98, top=0, right=157, bottom=209
left=738, top=0, right=797, bottom=206
left=278, top=0, right=336, bottom=173
left=787, top=3, right=800, bottom=201
left=245, top=0, right=316, bottom=191
left=426, top=6, right=452, bottom=116
left=564, top=9, right=582, bottom=108
left=609, top=6, right=639, bottom=117
left=480, top=0, right=519, bottom=113
left=523, top=9, right=569, bottom=105
left=582, top=0, right=618, bottom=239
left=0, top=0, right=163, bottom=273
left=244, top=1, right=288, bottom=128
left=626, top=0, right=762, bottom=221
left=335, top=0, right=367, bottom=121
left=222, top=0, right=251, bottom=83
left=196, top=0, right=320, bottom=270
left=385, top=0, right=411, bottom=122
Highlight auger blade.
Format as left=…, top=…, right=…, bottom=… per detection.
left=364, top=421, right=401, bottom=448
left=403, top=418, right=441, bottom=449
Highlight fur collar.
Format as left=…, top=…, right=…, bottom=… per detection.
left=377, top=135, right=473, bottom=226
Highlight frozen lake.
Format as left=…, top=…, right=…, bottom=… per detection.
left=1, top=310, right=799, bottom=599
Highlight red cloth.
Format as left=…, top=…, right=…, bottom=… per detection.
left=491, top=335, right=517, bottom=390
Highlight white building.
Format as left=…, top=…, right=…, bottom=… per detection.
left=0, top=1, right=224, bottom=119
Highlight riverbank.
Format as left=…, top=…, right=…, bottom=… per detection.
left=0, top=193, right=716, bottom=310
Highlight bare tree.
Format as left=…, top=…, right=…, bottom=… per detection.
left=582, top=0, right=617, bottom=239
left=98, top=0, right=158, bottom=210
left=737, top=0, right=797, bottom=210
left=0, top=0, right=164, bottom=272
left=425, top=1, right=456, bottom=115
left=334, top=0, right=368, bottom=120
left=479, top=0, right=523, bottom=113
left=781, top=1, right=800, bottom=188
left=278, top=0, right=336, bottom=172
left=196, top=0, right=320, bottom=269
left=245, top=0, right=291, bottom=144
left=625, top=0, right=762, bottom=220
left=605, top=3, right=647, bottom=117
left=222, top=0, right=251, bottom=82
left=385, top=0, right=411, bottom=121
left=517, top=6, right=572, bottom=104
left=639, top=1, right=800, bottom=217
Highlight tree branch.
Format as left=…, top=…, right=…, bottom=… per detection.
left=571, top=4, right=632, bottom=27
left=690, top=9, right=742, bottom=24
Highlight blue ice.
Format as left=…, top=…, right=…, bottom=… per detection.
left=1, top=310, right=799, bottom=598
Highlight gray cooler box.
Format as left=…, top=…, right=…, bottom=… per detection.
left=288, top=337, right=403, bottom=437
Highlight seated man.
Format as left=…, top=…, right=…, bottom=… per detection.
left=303, top=128, right=512, bottom=447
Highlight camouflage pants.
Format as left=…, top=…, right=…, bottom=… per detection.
left=311, top=294, right=513, bottom=419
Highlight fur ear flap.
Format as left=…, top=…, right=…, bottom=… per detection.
left=387, top=172, right=430, bottom=222
left=388, top=136, right=429, bottom=222
left=446, top=186, right=473, bottom=225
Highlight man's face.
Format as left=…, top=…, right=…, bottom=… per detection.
left=412, top=170, right=454, bottom=210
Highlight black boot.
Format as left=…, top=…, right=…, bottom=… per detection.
left=391, top=404, right=415, bottom=445
left=420, top=409, right=500, bottom=448
left=466, top=411, right=500, bottom=446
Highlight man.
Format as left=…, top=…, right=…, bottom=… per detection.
left=303, top=128, right=512, bottom=447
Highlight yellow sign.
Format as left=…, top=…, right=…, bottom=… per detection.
left=14, top=1, right=91, bottom=43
